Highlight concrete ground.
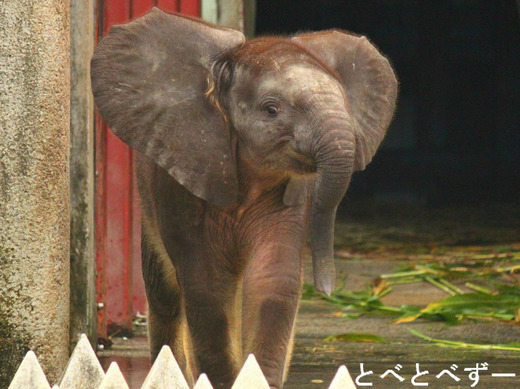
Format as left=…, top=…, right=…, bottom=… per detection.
left=99, top=201, right=520, bottom=388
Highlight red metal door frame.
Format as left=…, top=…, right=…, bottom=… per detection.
left=95, top=0, right=201, bottom=339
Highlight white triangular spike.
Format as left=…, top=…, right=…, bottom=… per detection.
left=60, top=334, right=105, bottom=389
left=193, top=373, right=214, bottom=389
left=328, top=365, right=357, bottom=389
left=8, top=350, right=51, bottom=389
left=140, top=346, right=189, bottom=389
left=98, top=362, right=129, bottom=389
left=231, top=354, right=270, bottom=389
left=52, top=386, right=60, bottom=389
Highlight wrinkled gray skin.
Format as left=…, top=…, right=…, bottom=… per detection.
left=91, top=8, right=397, bottom=389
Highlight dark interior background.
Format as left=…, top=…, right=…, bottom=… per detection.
left=256, top=0, right=520, bottom=208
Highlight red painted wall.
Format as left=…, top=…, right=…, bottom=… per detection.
left=95, top=0, right=201, bottom=339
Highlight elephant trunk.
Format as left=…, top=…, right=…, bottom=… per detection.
left=309, top=115, right=355, bottom=296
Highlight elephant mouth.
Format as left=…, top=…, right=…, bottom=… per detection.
left=287, top=146, right=317, bottom=172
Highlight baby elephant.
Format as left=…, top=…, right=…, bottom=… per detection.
left=91, top=8, right=397, bottom=388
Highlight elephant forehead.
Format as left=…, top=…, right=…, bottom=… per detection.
left=258, top=65, right=343, bottom=103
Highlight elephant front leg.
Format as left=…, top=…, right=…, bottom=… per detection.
left=179, top=257, right=241, bottom=388
left=241, top=243, right=303, bottom=389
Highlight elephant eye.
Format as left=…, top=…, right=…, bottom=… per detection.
left=265, top=104, right=280, bottom=117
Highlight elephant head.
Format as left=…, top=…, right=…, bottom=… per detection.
left=91, top=8, right=397, bottom=295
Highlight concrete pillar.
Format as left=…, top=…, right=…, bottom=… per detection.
left=0, top=1, right=70, bottom=386
left=202, top=0, right=256, bottom=37
left=70, top=0, right=97, bottom=349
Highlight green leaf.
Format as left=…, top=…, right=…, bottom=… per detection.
left=324, top=333, right=389, bottom=343
left=422, top=293, right=520, bottom=313
left=495, top=283, right=520, bottom=296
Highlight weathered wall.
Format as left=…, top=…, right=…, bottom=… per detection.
left=70, top=0, right=96, bottom=350
left=0, top=1, right=70, bottom=386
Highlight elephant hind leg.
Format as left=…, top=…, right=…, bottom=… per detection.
left=141, top=230, right=194, bottom=384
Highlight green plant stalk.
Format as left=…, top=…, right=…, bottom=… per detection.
left=465, top=282, right=494, bottom=295
left=495, top=265, right=520, bottom=274
left=376, top=287, right=393, bottom=298
left=386, top=277, right=424, bottom=286
left=381, top=270, right=427, bottom=279
left=424, top=276, right=457, bottom=296
left=438, top=278, right=464, bottom=294
left=409, top=329, right=520, bottom=351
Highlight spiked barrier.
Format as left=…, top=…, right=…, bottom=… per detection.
left=7, top=334, right=357, bottom=388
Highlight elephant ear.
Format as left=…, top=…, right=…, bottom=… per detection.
left=292, top=31, right=398, bottom=171
left=91, top=8, right=245, bottom=206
